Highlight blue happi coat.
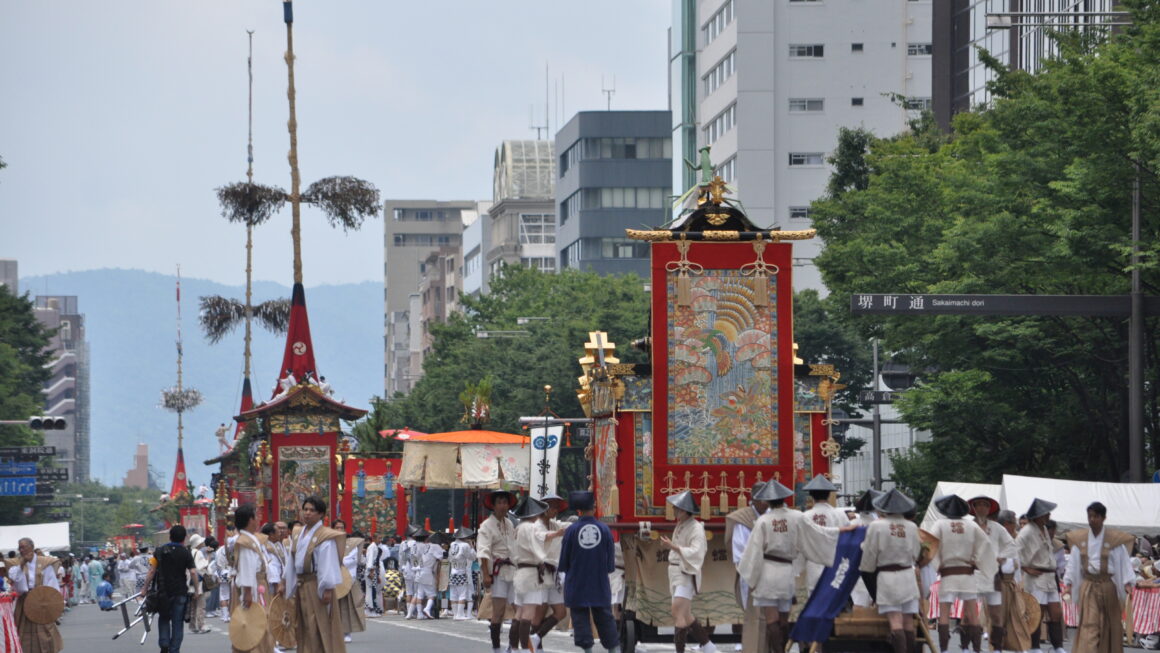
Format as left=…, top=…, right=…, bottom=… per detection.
left=558, top=515, right=614, bottom=607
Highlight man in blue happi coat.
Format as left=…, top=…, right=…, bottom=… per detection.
left=559, top=491, right=620, bottom=653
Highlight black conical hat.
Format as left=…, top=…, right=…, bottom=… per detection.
left=405, top=524, right=421, bottom=537
left=802, top=474, right=837, bottom=492
left=513, top=496, right=548, bottom=520
left=855, top=489, right=885, bottom=512
left=1026, top=498, right=1057, bottom=520
left=934, top=494, right=970, bottom=519
left=872, top=488, right=916, bottom=515
left=453, top=527, right=475, bottom=540
left=666, top=490, right=698, bottom=515
left=752, top=480, right=794, bottom=502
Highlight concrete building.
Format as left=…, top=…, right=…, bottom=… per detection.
left=669, top=0, right=932, bottom=291
left=123, top=443, right=151, bottom=489
left=555, top=111, right=672, bottom=277
left=416, top=247, right=462, bottom=366
left=0, top=259, right=16, bottom=294
left=383, top=200, right=483, bottom=397
left=487, top=140, right=557, bottom=275
left=932, top=0, right=1121, bottom=130
left=462, top=205, right=492, bottom=297
left=33, top=295, right=91, bottom=484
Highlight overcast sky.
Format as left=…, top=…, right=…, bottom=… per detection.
left=1, top=1, right=671, bottom=286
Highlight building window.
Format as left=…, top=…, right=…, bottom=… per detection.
left=715, top=157, right=736, bottom=183
left=788, top=152, right=825, bottom=166
left=561, top=138, right=671, bottom=174
left=789, top=206, right=812, bottom=221
left=464, top=251, right=480, bottom=277
left=518, top=213, right=556, bottom=245
left=521, top=256, right=556, bottom=272
left=393, top=233, right=462, bottom=247
left=703, top=50, right=736, bottom=95
left=393, top=208, right=405, bottom=220
left=703, top=0, right=734, bottom=45
left=852, top=43, right=864, bottom=52
left=904, top=97, right=933, bottom=111
left=704, top=103, right=736, bottom=144
left=851, top=97, right=864, bottom=106
left=789, top=44, right=824, bottom=58
left=788, top=98, right=824, bottom=112
left=597, top=187, right=666, bottom=209
left=563, top=240, right=583, bottom=269
left=907, top=43, right=933, bottom=56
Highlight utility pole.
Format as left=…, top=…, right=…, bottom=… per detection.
left=1129, top=162, right=1145, bottom=482
left=872, top=338, right=882, bottom=490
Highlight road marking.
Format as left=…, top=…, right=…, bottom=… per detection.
left=367, top=618, right=576, bottom=653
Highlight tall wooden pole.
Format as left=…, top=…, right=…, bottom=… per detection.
left=283, top=1, right=303, bottom=286
left=1129, top=162, right=1145, bottom=482
left=244, top=30, right=256, bottom=379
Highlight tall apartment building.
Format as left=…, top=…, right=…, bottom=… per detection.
left=384, top=200, right=482, bottom=396
left=462, top=205, right=492, bottom=297
left=556, top=111, right=673, bottom=277
left=123, top=443, right=152, bottom=489
left=487, top=141, right=557, bottom=275
left=670, top=0, right=932, bottom=291
left=0, top=259, right=17, bottom=294
left=415, top=247, right=462, bottom=370
left=33, top=295, right=91, bottom=484
left=932, top=0, right=1121, bottom=130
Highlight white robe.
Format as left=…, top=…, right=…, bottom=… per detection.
left=1063, top=529, right=1134, bottom=603
left=975, top=518, right=1016, bottom=594
left=738, top=507, right=839, bottom=602
left=513, top=520, right=552, bottom=594
left=928, top=518, right=997, bottom=594
left=7, top=555, right=61, bottom=592
left=859, top=515, right=921, bottom=607
left=802, top=502, right=849, bottom=590
left=477, top=514, right=517, bottom=583
left=283, top=521, right=342, bottom=600
left=667, top=517, right=707, bottom=595
left=1016, top=523, right=1059, bottom=594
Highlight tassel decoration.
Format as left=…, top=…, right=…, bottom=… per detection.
left=700, top=492, right=711, bottom=521
left=740, top=237, right=778, bottom=307
left=719, top=490, right=729, bottom=515
left=609, top=484, right=620, bottom=517
left=665, top=498, right=675, bottom=521
left=665, top=237, right=703, bottom=307
left=737, top=492, right=748, bottom=510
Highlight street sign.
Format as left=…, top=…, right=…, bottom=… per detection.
left=33, top=500, right=71, bottom=508
left=47, top=512, right=70, bottom=520
left=858, top=390, right=900, bottom=404
left=0, top=477, right=37, bottom=496
left=0, top=461, right=37, bottom=476
left=37, top=468, right=68, bottom=481
left=0, top=446, right=56, bottom=457
left=850, top=294, right=1160, bottom=317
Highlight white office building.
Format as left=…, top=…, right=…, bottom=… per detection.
left=670, top=0, right=932, bottom=291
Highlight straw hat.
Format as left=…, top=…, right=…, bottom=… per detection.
left=965, top=496, right=1002, bottom=517
left=872, top=488, right=916, bottom=515
left=228, top=602, right=268, bottom=651
left=266, top=594, right=297, bottom=649
left=935, top=494, right=970, bottom=520
left=666, top=490, right=698, bottom=515
left=483, top=490, right=517, bottom=511
left=187, top=533, right=205, bottom=549
left=1026, top=498, right=1057, bottom=521
left=752, top=480, right=794, bottom=502
left=802, top=474, right=837, bottom=493
left=23, top=586, right=65, bottom=625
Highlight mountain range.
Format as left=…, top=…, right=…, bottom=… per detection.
left=22, top=269, right=382, bottom=488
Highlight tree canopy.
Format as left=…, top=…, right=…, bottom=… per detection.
left=811, top=4, right=1160, bottom=509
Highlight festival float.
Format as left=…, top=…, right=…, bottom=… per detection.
left=577, top=162, right=846, bottom=648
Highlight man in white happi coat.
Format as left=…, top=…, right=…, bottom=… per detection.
left=928, top=494, right=996, bottom=653
left=531, top=493, right=569, bottom=651
left=448, top=527, right=477, bottom=620
left=967, top=494, right=1018, bottom=652
left=738, top=480, right=847, bottom=653
left=724, top=482, right=769, bottom=653
left=801, top=474, right=849, bottom=592
left=859, top=488, right=922, bottom=653
left=477, top=490, right=518, bottom=653
left=397, top=525, right=419, bottom=615
left=116, top=552, right=135, bottom=598
left=849, top=489, right=883, bottom=608
left=362, top=536, right=383, bottom=616
left=261, top=521, right=290, bottom=598
left=512, top=498, right=561, bottom=653
left=661, top=490, right=718, bottom=653
left=411, top=530, right=443, bottom=620
left=1017, top=498, right=1065, bottom=653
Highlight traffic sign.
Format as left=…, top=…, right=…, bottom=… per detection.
left=850, top=294, right=1160, bottom=316
left=0, top=461, right=37, bottom=476
left=0, top=446, right=56, bottom=457
left=0, top=477, right=37, bottom=496
left=37, top=468, right=68, bottom=482
left=858, top=390, right=900, bottom=404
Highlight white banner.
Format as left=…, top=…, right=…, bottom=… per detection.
left=527, top=424, right=564, bottom=499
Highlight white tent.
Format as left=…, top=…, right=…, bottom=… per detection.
left=0, top=521, right=70, bottom=553
left=921, top=481, right=1002, bottom=531
left=1001, top=474, right=1160, bottom=536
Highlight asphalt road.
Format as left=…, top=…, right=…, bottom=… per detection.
left=56, top=597, right=1151, bottom=653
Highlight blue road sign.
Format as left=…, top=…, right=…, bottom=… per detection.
left=0, top=461, right=37, bottom=476
left=0, top=477, right=37, bottom=496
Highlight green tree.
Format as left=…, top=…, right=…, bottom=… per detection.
left=810, top=5, right=1160, bottom=506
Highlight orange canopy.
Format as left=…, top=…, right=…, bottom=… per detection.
left=411, top=429, right=528, bottom=445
